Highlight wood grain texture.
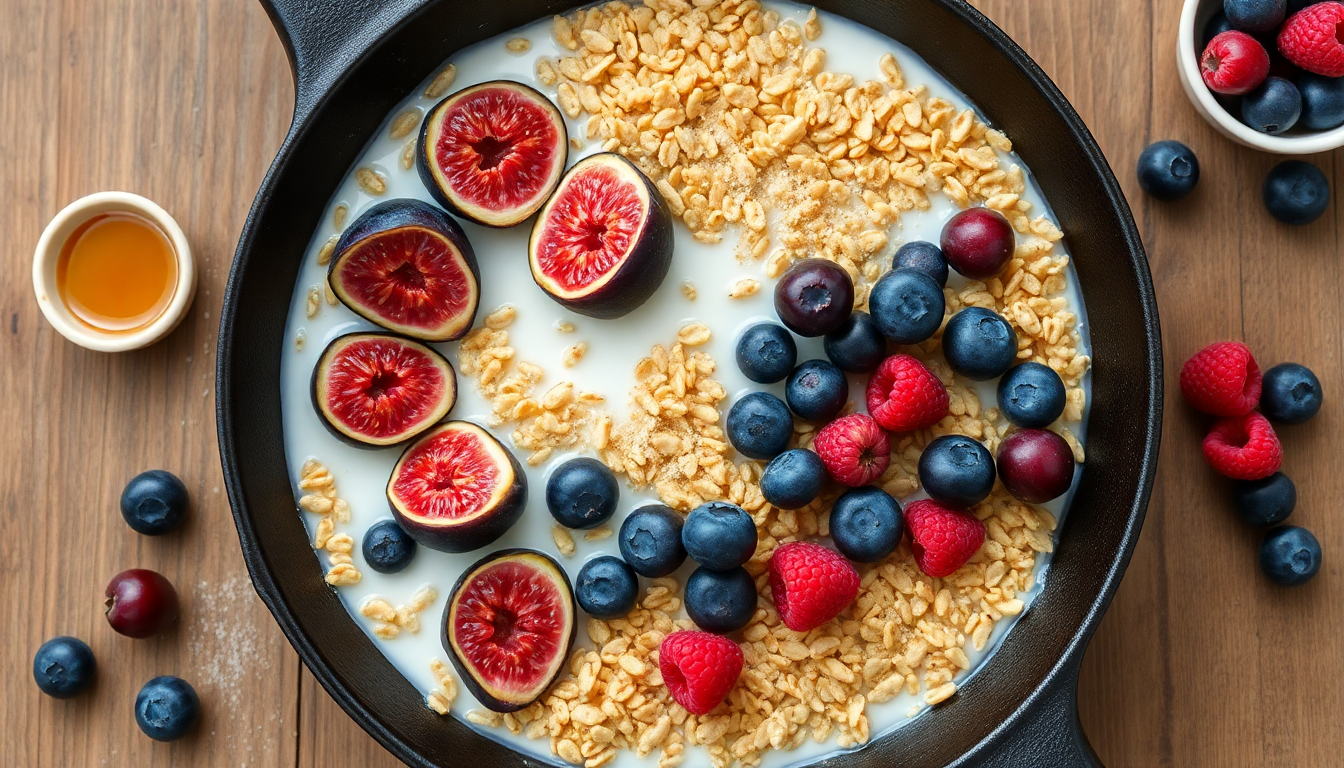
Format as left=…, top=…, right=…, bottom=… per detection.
left=2, top=0, right=1341, bottom=766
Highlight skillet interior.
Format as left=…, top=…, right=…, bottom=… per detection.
left=219, top=0, right=1161, bottom=765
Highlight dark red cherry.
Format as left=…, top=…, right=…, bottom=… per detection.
left=104, top=569, right=179, bottom=639
left=996, top=429, right=1076, bottom=504
left=940, top=208, right=1014, bottom=279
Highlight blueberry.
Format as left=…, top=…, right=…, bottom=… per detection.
left=1242, top=77, right=1302, bottom=133
left=362, top=519, right=418, bottom=574
left=918, top=435, right=997, bottom=510
left=1299, top=73, right=1344, bottom=130
left=1224, top=0, right=1286, bottom=33
left=33, top=636, right=96, bottom=699
left=785, top=360, right=849, bottom=422
left=1136, top=140, right=1200, bottom=201
left=618, top=505, right=686, bottom=577
left=1260, top=363, right=1323, bottom=423
left=736, top=322, right=798, bottom=384
left=1263, top=160, right=1330, bottom=225
left=760, top=449, right=827, bottom=510
left=134, top=676, right=201, bottom=741
left=1232, top=472, right=1296, bottom=526
left=997, top=362, right=1067, bottom=428
left=823, top=312, right=887, bottom=373
left=1259, top=525, right=1322, bottom=586
left=1202, top=11, right=1236, bottom=47
left=682, top=501, right=757, bottom=571
left=726, top=391, right=792, bottom=460
left=867, top=268, right=946, bottom=344
left=942, top=307, right=1018, bottom=381
left=893, top=241, right=949, bottom=286
left=120, top=469, right=189, bottom=535
left=546, top=458, right=620, bottom=529
left=575, top=556, right=639, bottom=619
left=684, top=566, right=756, bottom=634
left=830, top=487, right=903, bottom=563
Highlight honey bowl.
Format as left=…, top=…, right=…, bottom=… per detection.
left=33, top=192, right=196, bottom=352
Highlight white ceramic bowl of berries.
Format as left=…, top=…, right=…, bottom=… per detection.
left=1179, top=0, right=1344, bottom=152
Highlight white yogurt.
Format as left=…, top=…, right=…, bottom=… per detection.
left=278, top=4, right=1092, bottom=766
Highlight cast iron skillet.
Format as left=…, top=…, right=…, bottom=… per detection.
left=217, top=0, right=1162, bottom=765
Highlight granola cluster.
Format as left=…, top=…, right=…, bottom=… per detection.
left=359, top=586, right=438, bottom=640
left=297, top=459, right=361, bottom=587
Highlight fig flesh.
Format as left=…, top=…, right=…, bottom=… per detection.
left=528, top=153, right=673, bottom=319
left=417, top=80, right=568, bottom=228
left=311, top=332, right=456, bottom=448
left=387, top=421, right=526, bottom=553
left=329, top=199, right=480, bottom=342
left=444, top=549, right=576, bottom=712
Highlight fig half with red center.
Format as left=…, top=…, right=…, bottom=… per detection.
left=417, top=80, right=568, bottom=227
left=329, top=199, right=480, bottom=341
left=444, top=549, right=576, bottom=712
left=311, top=332, right=456, bottom=448
left=529, top=153, right=674, bottom=319
left=387, top=421, right=526, bottom=553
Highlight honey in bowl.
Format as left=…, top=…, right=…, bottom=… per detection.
left=56, top=212, right=177, bottom=332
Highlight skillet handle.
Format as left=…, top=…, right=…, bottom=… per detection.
left=975, top=656, right=1102, bottom=767
left=257, top=0, right=431, bottom=127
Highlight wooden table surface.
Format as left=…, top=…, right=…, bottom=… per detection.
left=4, top=0, right=1341, bottom=765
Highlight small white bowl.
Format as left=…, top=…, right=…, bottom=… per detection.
left=32, top=191, right=196, bottom=352
left=1178, top=0, right=1344, bottom=153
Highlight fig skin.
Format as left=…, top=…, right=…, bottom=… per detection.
left=528, top=153, right=674, bottom=320
left=387, top=421, right=527, bottom=553
left=416, top=80, right=568, bottom=228
left=443, top=549, right=577, bottom=712
left=329, top=199, right=481, bottom=342
left=310, top=332, right=457, bottom=449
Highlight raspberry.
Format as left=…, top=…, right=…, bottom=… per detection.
left=1201, top=31, right=1272, bottom=95
left=813, top=414, right=890, bottom=486
left=1279, top=2, right=1344, bottom=77
left=1179, top=341, right=1262, bottom=416
left=1203, top=412, right=1283, bottom=480
left=768, top=542, right=860, bottom=632
left=658, top=631, right=743, bottom=715
left=866, top=354, right=949, bottom=432
left=904, top=499, right=985, bottom=578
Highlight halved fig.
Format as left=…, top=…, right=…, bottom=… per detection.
left=387, top=421, right=526, bottom=553
left=310, top=332, right=456, bottom=448
left=329, top=199, right=480, bottom=342
left=416, top=80, right=568, bottom=228
left=528, top=153, right=674, bottom=319
left=443, top=549, right=576, bottom=712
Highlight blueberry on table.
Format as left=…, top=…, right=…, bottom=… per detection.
left=1261, top=363, right=1323, bottom=424
left=684, top=566, right=756, bottom=634
left=735, top=322, right=797, bottom=384
left=867, top=268, right=946, bottom=344
left=785, top=360, right=849, bottom=422
left=33, top=636, right=96, bottom=699
left=618, top=504, right=686, bottom=578
left=362, top=519, right=417, bottom=573
left=773, top=258, right=855, bottom=337
left=1136, top=141, right=1200, bottom=201
left=1241, top=76, right=1302, bottom=133
left=1263, top=160, right=1330, bottom=225
left=575, top=556, right=639, bottom=619
left=1232, top=472, right=1297, bottom=526
left=1259, top=525, right=1322, bottom=586
left=134, top=676, right=201, bottom=741
left=760, top=449, right=827, bottom=510
left=682, top=501, right=757, bottom=572
left=726, top=391, right=793, bottom=460
left=120, top=469, right=189, bottom=535
left=918, top=435, right=997, bottom=510
left=823, top=312, right=887, bottom=374
left=1298, top=73, right=1344, bottom=130
left=942, top=307, right=1018, bottom=381
left=998, top=362, right=1068, bottom=429
left=546, top=457, right=620, bottom=529
left=829, top=487, right=903, bottom=563
left=1224, top=0, right=1287, bottom=34
left=893, top=240, right=949, bottom=286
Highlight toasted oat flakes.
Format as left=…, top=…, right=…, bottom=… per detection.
left=298, top=459, right=361, bottom=587
left=355, top=167, right=387, bottom=196
left=389, top=108, right=422, bottom=140
left=564, top=343, right=588, bottom=368
left=728, top=278, right=760, bottom=298
left=681, top=280, right=698, bottom=300
left=507, top=37, right=533, bottom=54
left=316, top=234, right=338, bottom=266
left=424, top=63, right=457, bottom=98
left=332, top=204, right=348, bottom=230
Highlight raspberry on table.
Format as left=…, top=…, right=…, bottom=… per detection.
left=1201, top=30, right=1272, bottom=95
left=813, top=413, right=891, bottom=487
left=1278, top=2, right=1344, bottom=77
left=658, top=630, right=743, bottom=715
left=904, top=499, right=986, bottom=578
left=1179, top=341, right=1262, bottom=416
left=1202, top=411, right=1284, bottom=480
left=866, top=354, right=949, bottom=432
left=767, top=541, right=860, bottom=632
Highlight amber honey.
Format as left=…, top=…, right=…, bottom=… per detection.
left=56, top=212, right=177, bottom=332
